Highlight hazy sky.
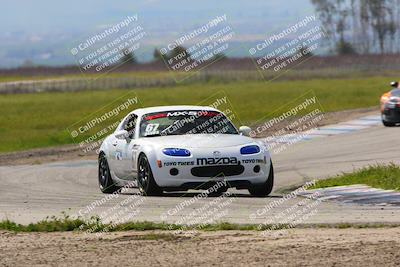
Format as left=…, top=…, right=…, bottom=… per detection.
left=0, top=0, right=315, bottom=67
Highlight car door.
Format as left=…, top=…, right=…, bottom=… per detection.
left=107, top=134, right=121, bottom=175
left=114, top=114, right=138, bottom=180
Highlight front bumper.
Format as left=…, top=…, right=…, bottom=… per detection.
left=382, top=105, right=400, bottom=123
left=150, top=150, right=271, bottom=189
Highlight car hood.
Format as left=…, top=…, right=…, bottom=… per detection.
left=140, top=134, right=255, bottom=148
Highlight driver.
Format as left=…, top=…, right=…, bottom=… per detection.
left=390, top=81, right=399, bottom=88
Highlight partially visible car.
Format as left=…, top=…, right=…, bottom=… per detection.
left=380, top=81, right=400, bottom=127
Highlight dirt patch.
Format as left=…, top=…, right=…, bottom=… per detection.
left=0, top=107, right=380, bottom=166
left=1, top=228, right=399, bottom=266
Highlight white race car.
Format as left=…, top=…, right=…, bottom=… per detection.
left=98, top=105, right=274, bottom=196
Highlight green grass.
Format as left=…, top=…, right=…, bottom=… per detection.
left=0, top=215, right=278, bottom=233
left=0, top=217, right=87, bottom=232
left=1, top=215, right=399, bottom=233
left=0, top=68, right=398, bottom=83
left=0, top=76, right=391, bottom=152
left=311, top=164, right=400, bottom=191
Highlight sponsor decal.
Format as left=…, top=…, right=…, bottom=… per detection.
left=242, top=159, right=264, bottom=164
left=196, top=157, right=238, bottom=166
left=144, top=123, right=160, bottom=135
left=167, top=111, right=201, bottom=117
left=163, top=158, right=262, bottom=167
left=144, top=110, right=219, bottom=121
left=164, top=161, right=195, bottom=167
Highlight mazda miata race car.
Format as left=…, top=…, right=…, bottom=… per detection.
left=380, top=82, right=400, bottom=126
left=98, top=106, right=274, bottom=196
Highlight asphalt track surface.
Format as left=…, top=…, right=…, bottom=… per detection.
left=0, top=120, right=399, bottom=225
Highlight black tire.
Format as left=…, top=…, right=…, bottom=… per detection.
left=98, top=154, right=120, bottom=194
left=382, top=120, right=396, bottom=127
left=137, top=154, right=163, bottom=196
left=248, top=161, right=274, bottom=197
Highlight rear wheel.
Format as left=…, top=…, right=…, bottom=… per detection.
left=248, top=161, right=274, bottom=197
left=137, top=154, right=163, bottom=196
left=98, top=154, right=120, bottom=194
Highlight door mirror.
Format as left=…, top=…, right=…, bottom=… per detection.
left=239, top=126, right=252, bottom=137
left=115, top=130, right=130, bottom=141
left=390, top=81, right=398, bottom=88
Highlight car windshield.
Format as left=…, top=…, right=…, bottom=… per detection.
left=139, top=110, right=238, bottom=137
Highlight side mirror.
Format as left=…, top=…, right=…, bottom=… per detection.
left=115, top=129, right=130, bottom=141
left=390, top=81, right=398, bottom=88
left=239, top=126, right=252, bottom=137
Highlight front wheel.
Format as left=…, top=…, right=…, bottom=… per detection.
left=137, top=154, right=163, bottom=196
left=248, top=161, right=274, bottom=197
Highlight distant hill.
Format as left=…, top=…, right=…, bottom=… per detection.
left=0, top=0, right=314, bottom=67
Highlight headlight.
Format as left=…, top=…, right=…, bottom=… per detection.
left=162, top=148, right=191, bottom=157
left=240, top=145, right=260, bottom=155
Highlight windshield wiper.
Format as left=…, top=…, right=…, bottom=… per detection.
left=144, top=133, right=183, bottom=137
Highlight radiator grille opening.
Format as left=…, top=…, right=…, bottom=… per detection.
left=191, top=165, right=244, bottom=177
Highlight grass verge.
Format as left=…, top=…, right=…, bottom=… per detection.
left=310, top=164, right=400, bottom=191
left=1, top=215, right=400, bottom=233
left=0, top=76, right=389, bottom=152
left=0, top=216, right=277, bottom=233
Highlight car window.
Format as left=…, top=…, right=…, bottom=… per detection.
left=121, top=114, right=137, bottom=138
left=139, top=110, right=238, bottom=137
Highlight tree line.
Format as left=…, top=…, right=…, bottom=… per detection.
left=121, top=46, right=226, bottom=65
left=120, top=0, right=400, bottom=65
left=312, top=0, right=400, bottom=54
